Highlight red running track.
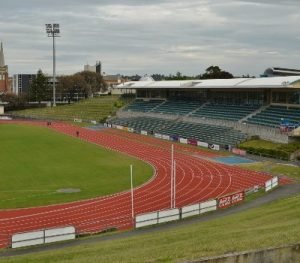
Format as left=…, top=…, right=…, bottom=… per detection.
left=0, top=121, right=278, bottom=248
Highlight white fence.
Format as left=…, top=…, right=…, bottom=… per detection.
left=158, top=208, right=180, bottom=223
left=135, top=200, right=217, bottom=228
left=135, top=208, right=180, bottom=228
left=181, top=200, right=217, bottom=219
left=11, top=226, right=76, bottom=249
left=179, top=138, right=188, bottom=144
left=197, top=141, right=209, bottom=148
left=162, top=135, right=170, bottom=140
left=265, top=176, right=279, bottom=192
left=154, top=133, right=162, bottom=139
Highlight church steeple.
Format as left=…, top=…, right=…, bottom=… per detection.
left=0, top=42, right=5, bottom=67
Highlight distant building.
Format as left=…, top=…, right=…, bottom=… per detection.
left=102, top=74, right=134, bottom=95
left=13, top=74, right=36, bottom=95
left=0, top=42, right=9, bottom=94
left=263, top=67, right=300, bottom=77
left=103, top=74, right=124, bottom=86
left=84, top=61, right=102, bottom=75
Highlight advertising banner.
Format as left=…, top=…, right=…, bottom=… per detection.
left=232, top=148, right=247, bottom=156
left=218, top=191, right=245, bottom=209
left=154, top=133, right=162, bottom=139
left=208, top=144, right=220, bottom=151
left=188, top=138, right=197, bottom=146
left=162, top=135, right=170, bottom=140
left=170, top=135, right=179, bottom=142
left=179, top=138, right=188, bottom=144
left=197, top=141, right=209, bottom=148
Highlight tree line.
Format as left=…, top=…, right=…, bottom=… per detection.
left=0, top=70, right=108, bottom=109
left=125, top=66, right=254, bottom=81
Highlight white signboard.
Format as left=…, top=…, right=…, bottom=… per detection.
left=179, top=138, right=188, bottom=144
left=197, top=141, right=209, bottom=148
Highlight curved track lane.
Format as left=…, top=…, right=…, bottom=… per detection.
left=0, top=121, right=275, bottom=248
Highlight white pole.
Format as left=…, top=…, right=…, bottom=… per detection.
left=52, top=33, right=56, bottom=107
left=170, top=144, right=174, bottom=208
left=130, top=165, right=134, bottom=222
left=173, top=160, right=176, bottom=208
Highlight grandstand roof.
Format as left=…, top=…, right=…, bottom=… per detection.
left=118, top=76, right=300, bottom=89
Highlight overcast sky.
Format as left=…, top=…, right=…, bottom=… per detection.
left=1, top=0, right=300, bottom=77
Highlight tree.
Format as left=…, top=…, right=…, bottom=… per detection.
left=165, top=72, right=194, bottom=80
left=0, top=93, right=27, bottom=110
left=29, top=69, right=50, bottom=103
left=76, top=71, right=107, bottom=95
left=200, top=66, right=233, bottom=79
left=57, top=71, right=107, bottom=102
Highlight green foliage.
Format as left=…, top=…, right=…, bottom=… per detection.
left=3, top=195, right=300, bottom=262
left=29, top=69, right=51, bottom=103
left=0, top=124, right=153, bottom=208
left=239, top=139, right=300, bottom=160
left=0, top=93, right=28, bottom=110
left=199, top=66, right=234, bottom=79
left=57, top=71, right=107, bottom=100
left=114, top=100, right=124, bottom=108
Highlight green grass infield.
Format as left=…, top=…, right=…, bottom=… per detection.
left=0, top=124, right=153, bottom=209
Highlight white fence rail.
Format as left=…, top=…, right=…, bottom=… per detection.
left=265, top=176, right=279, bottom=192
left=181, top=200, right=217, bottom=219
left=141, top=130, right=148, bottom=135
left=179, top=138, right=188, bottom=144
left=136, top=201, right=217, bottom=228
left=12, top=230, right=44, bottom=248
left=158, top=208, right=180, bottom=223
left=135, top=208, right=180, bottom=228
left=11, top=226, right=76, bottom=249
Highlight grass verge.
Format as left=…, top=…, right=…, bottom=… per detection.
left=239, top=161, right=300, bottom=182
left=1, top=194, right=299, bottom=262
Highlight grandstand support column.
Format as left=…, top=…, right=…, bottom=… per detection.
left=130, top=165, right=134, bottom=223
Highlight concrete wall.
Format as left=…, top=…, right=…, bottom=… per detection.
left=188, top=243, right=300, bottom=263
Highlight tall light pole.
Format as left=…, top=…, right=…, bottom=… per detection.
left=45, top=23, right=60, bottom=107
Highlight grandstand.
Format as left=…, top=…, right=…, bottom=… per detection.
left=246, top=105, right=300, bottom=127
left=109, top=116, right=247, bottom=146
left=110, top=117, right=247, bottom=147
left=114, top=76, right=300, bottom=144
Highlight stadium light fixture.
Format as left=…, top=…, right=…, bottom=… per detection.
left=45, top=23, right=60, bottom=107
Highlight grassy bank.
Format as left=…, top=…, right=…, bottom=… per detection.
left=240, top=161, right=300, bottom=182
left=1, top=194, right=299, bottom=262
left=239, top=139, right=300, bottom=160
left=9, top=96, right=127, bottom=123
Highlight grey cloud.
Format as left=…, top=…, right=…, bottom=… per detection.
left=1, top=0, right=300, bottom=77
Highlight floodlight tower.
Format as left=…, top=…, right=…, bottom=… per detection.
left=45, top=23, right=60, bottom=107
